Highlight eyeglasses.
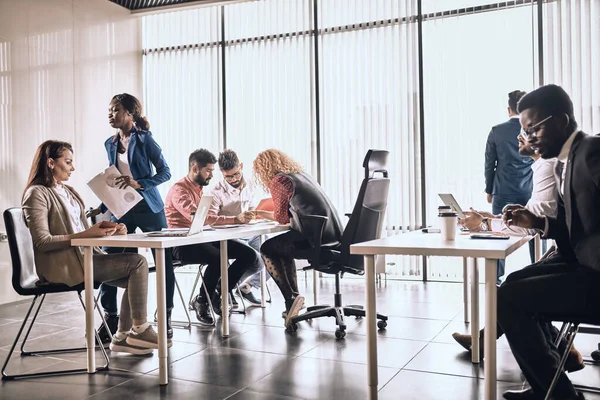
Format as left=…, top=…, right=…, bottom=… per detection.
left=223, top=170, right=242, bottom=181
left=520, top=115, right=553, bottom=140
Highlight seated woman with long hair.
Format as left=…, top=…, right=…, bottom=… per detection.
left=253, top=149, right=343, bottom=329
left=21, top=140, right=162, bottom=355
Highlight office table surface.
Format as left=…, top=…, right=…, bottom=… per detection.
left=350, top=230, right=532, bottom=259
left=71, top=223, right=290, bottom=248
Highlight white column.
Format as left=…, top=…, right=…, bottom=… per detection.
left=220, top=240, right=229, bottom=337
left=84, top=246, right=95, bottom=373
left=155, top=248, right=168, bottom=385
left=484, top=258, right=498, bottom=400
left=365, top=255, right=378, bottom=400
left=470, top=258, right=480, bottom=363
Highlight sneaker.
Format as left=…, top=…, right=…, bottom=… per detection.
left=238, top=284, right=262, bottom=307
left=127, top=325, right=172, bottom=349
left=191, top=295, right=215, bottom=326
left=284, top=296, right=305, bottom=328
left=110, top=334, right=153, bottom=355
left=96, top=313, right=119, bottom=344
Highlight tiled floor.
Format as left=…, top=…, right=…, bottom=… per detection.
left=1, top=274, right=600, bottom=399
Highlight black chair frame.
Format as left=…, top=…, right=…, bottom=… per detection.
left=2, top=208, right=110, bottom=380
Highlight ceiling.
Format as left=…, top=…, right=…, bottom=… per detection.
left=109, top=0, right=247, bottom=12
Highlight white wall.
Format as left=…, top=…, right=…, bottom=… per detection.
left=0, top=0, right=142, bottom=304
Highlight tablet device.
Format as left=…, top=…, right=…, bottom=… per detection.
left=438, top=193, right=466, bottom=219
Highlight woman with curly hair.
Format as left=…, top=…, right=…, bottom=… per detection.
left=253, top=149, right=343, bottom=329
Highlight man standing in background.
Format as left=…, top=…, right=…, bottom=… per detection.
left=484, top=90, right=533, bottom=282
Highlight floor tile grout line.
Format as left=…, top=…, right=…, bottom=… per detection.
left=401, top=367, right=524, bottom=383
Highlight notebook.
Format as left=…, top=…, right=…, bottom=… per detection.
left=147, top=196, right=213, bottom=237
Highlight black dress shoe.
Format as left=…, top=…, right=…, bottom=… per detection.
left=96, top=314, right=119, bottom=345
left=503, top=388, right=585, bottom=400
left=167, top=309, right=173, bottom=339
left=503, top=388, right=539, bottom=400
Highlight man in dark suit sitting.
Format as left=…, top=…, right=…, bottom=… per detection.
left=498, top=84, right=600, bottom=400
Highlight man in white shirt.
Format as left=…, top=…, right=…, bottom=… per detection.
left=209, top=149, right=266, bottom=306
left=460, top=134, right=557, bottom=238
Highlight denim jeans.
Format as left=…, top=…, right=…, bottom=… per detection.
left=492, top=193, right=531, bottom=283
left=100, top=199, right=175, bottom=315
left=239, top=235, right=270, bottom=288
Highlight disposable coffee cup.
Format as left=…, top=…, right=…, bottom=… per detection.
left=439, top=211, right=458, bottom=241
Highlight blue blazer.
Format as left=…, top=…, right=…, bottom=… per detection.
left=484, top=118, right=533, bottom=196
left=100, top=126, right=171, bottom=214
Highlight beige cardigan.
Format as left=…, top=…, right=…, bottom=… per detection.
left=22, top=184, right=93, bottom=287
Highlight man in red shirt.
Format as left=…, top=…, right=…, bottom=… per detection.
left=165, top=149, right=259, bottom=326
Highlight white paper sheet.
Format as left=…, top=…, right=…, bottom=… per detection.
left=87, top=165, right=142, bottom=219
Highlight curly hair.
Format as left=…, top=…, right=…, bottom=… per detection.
left=253, top=149, right=303, bottom=191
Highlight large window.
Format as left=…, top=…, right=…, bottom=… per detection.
left=224, top=0, right=313, bottom=178
left=141, top=0, right=592, bottom=281
left=143, top=8, right=222, bottom=199
left=422, top=4, right=536, bottom=279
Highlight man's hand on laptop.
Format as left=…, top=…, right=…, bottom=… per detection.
left=459, top=209, right=484, bottom=232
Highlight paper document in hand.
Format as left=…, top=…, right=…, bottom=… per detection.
left=87, top=165, right=142, bottom=219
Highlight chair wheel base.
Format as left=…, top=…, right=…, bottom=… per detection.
left=377, top=320, right=387, bottom=329
left=335, top=328, right=346, bottom=339
left=286, top=323, right=299, bottom=333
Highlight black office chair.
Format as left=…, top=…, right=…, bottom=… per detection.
left=289, top=150, right=390, bottom=338
left=542, top=317, right=600, bottom=399
left=2, top=208, right=110, bottom=380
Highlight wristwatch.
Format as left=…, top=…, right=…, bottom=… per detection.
left=480, top=218, right=489, bottom=232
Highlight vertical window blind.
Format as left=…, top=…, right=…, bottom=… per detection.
left=543, top=0, right=600, bottom=135
left=141, top=0, right=594, bottom=280
left=143, top=8, right=222, bottom=199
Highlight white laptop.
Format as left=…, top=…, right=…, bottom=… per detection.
left=438, top=193, right=466, bottom=219
left=147, top=195, right=213, bottom=237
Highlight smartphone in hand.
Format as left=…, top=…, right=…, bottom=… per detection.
left=99, top=221, right=118, bottom=229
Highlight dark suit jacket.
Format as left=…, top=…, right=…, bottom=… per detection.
left=547, top=131, right=600, bottom=271
left=484, top=118, right=533, bottom=196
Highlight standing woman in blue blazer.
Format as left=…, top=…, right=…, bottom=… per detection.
left=87, top=93, right=175, bottom=341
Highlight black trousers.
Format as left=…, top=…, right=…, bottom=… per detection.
left=172, top=239, right=260, bottom=299
left=497, top=260, right=600, bottom=397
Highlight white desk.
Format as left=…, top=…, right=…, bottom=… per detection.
left=350, top=231, right=532, bottom=400
left=71, top=223, right=288, bottom=385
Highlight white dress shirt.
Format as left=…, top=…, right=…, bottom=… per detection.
left=541, top=130, right=579, bottom=236
left=209, top=177, right=259, bottom=217
left=54, top=184, right=85, bottom=233
left=490, top=157, right=558, bottom=235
